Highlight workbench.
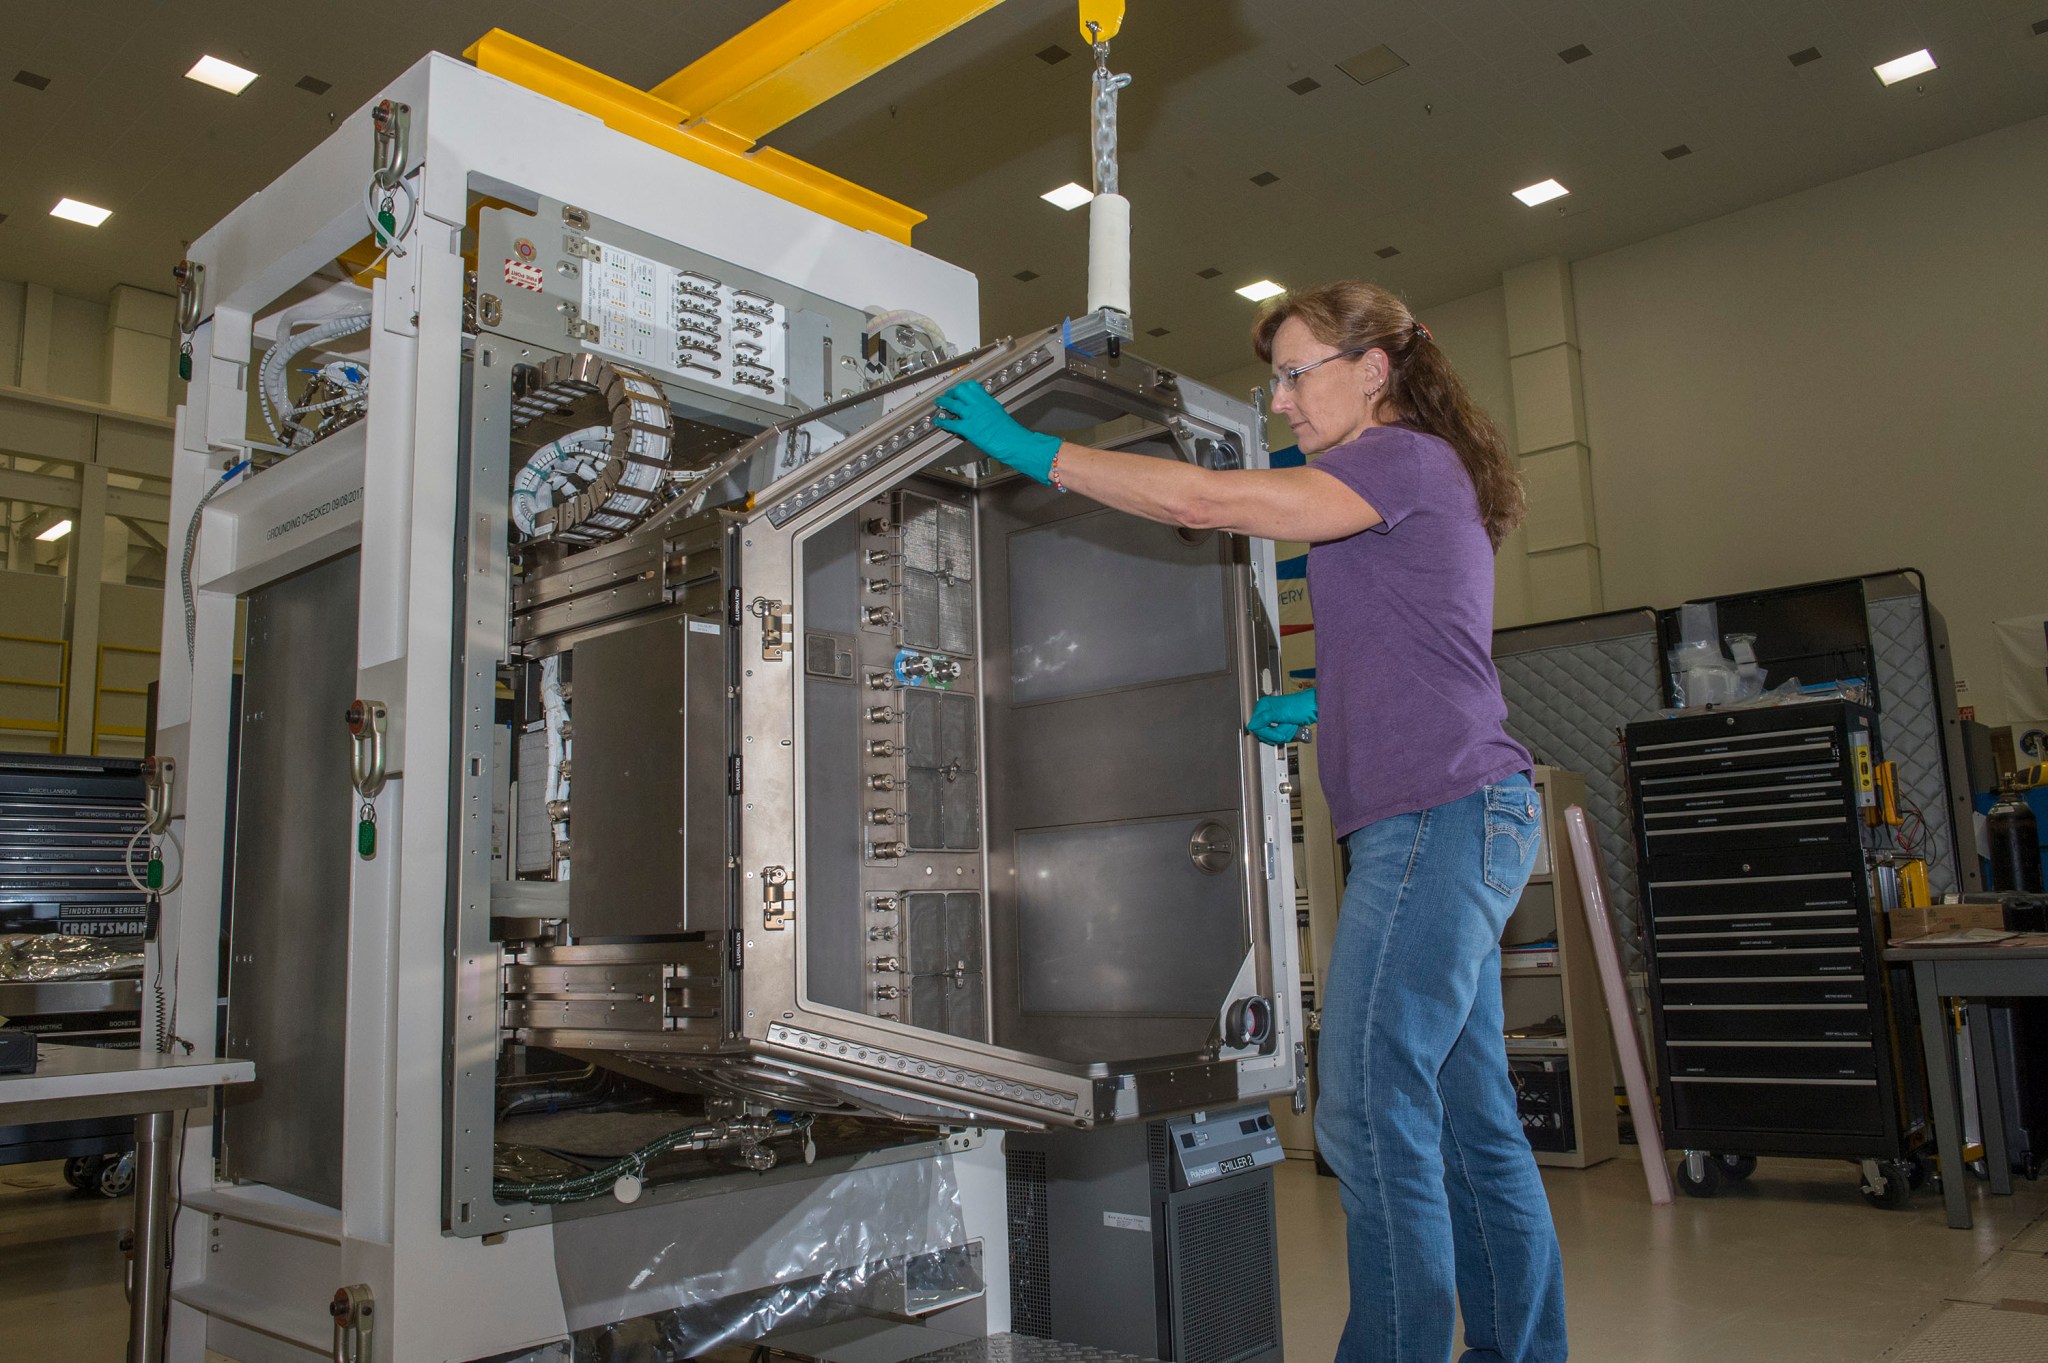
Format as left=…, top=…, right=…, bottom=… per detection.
left=0, top=1041, right=254, bottom=1362
left=1885, top=941, right=2048, bottom=1229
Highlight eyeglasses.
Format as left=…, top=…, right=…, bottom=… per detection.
left=1268, top=348, right=1367, bottom=401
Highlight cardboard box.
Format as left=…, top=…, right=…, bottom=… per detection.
left=1887, top=904, right=2010, bottom=939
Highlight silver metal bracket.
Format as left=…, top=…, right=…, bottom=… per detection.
left=762, top=865, right=794, bottom=930
left=1063, top=307, right=1134, bottom=359
left=329, top=1283, right=375, bottom=1363
left=750, top=597, right=793, bottom=661
left=346, top=700, right=390, bottom=800
left=140, top=756, right=177, bottom=834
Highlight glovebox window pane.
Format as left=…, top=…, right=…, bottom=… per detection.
left=1008, top=511, right=1226, bottom=704
left=1015, top=813, right=1246, bottom=1016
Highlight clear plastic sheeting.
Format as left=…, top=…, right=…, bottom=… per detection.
left=555, top=1152, right=977, bottom=1355
left=0, top=933, right=144, bottom=981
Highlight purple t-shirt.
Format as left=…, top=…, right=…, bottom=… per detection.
left=1306, top=425, right=1530, bottom=836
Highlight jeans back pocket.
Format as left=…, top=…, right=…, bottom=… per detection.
left=1482, top=783, right=1542, bottom=895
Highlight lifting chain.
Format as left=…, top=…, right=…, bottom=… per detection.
left=1087, top=22, right=1133, bottom=196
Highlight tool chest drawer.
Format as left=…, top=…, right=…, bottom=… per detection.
left=1659, top=975, right=1870, bottom=1007
left=1649, top=920, right=1864, bottom=956
left=1654, top=944, right=1867, bottom=979
left=1646, top=861, right=1862, bottom=918
left=1662, top=1003, right=1873, bottom=1043
left=1648, top=907, right=1863, bottom=941
left=1670, top=1077, right=1884, bottom=1138
left=1666, top=1039, right=1878, bottom=1081
left=1627, top=722, right=1839, bottom=780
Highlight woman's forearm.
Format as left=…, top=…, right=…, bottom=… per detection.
left=1047, top=444, right=1383, bottom=543
left=1050, top=443, right=1224, bottom=529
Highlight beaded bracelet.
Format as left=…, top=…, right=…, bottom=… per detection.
left=1049, top=451, right=1068, bottom=493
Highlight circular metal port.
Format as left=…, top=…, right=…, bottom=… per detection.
left=1189, top=821, right=1234, bottom=874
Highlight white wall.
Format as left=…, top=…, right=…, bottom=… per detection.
left=1573, top=113, right=2048, bottom=727
left=47, top=292, right=108, bottom=404
left=0, top=281, right=21, bottom=387
left=2, top=276, right=175, bottom=417
left=1414, top=286, right=1524, bottom=626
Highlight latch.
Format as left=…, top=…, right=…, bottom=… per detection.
left=749, top=597, right=793, bottom=662
left=172, top=261, right=203, bottom=380
left=330, top=1283, right=375, bottom=1363
left=762, top=865, right=795, bottom=930
left=134, top=757, right=181, bottom=933
left=346, top=700, right=389, bottom=859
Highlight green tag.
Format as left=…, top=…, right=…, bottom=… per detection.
left=358, top=818, right=376, bottom=858
left=146, top=857, right=164, bottom=891
left=177, top=351, right=191, bottom=381
left=377, top=207, right=396, bottom=241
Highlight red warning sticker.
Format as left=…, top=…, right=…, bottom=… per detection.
left=503, top=257, right=546, bottom=292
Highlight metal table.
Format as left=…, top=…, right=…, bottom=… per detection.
left=1885, top=942, right=2048, bottom=1229
left=0, top=1041, right=254, bottom=1362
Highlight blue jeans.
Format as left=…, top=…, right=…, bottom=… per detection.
left=1314, top=773, right=1567, bottom=1362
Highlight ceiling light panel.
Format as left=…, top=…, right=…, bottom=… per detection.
left=186, top=55, right=259, bottom=94
left=1236, top=280, right=1286, bottom=302
left=50, top=198, right=112, bottom=226
left=1873, top=49, right=1936, bottom=85
left=1040, top=182, right=1093, bottom=211
left=1512, top=179, right=1569, bottom=206
left=37, top=519, right=73, bottom=542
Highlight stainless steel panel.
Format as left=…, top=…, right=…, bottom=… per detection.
left=901, top=491, right=976, bottom=656
left=568, top=610, right=730, bottom=938
left=1007, top=509, right=1226, bottom=704
left=906, top=690, right=980, bottom=851
left=802, top=513, right=868, bottom=1014
left=1015, top=813, right=1246, bottom=1017
left=223, top=550, right=358, bottom=1209
left=0, top=978, right=142, bottom=1015
left=907, top=891, right=986, bottom=1040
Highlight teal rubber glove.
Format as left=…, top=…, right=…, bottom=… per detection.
left=1247, top=689, right=1317, bottom=746
left=932, top=381, right=1060, bottom=484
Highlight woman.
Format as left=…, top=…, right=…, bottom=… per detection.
left=933, top=280, right=1565, bottom=1363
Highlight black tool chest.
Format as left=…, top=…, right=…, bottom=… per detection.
left=1625, top=701, right=1928, bottom=1176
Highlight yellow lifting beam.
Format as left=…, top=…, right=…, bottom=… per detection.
left=1076, top=1, right=1125, bottom=43
left=465, top=28, right=929, bottom=243
left=650, top=0, right=1010, bottom=146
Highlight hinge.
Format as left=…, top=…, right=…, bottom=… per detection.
left=1264, top=839, right=1277, bottom=880
left=762, top=865, right=794, bottom=930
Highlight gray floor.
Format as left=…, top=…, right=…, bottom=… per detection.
left=3, top=1154, right=2045, bottom=1361
left=1272, top=1153, right=2048, bottom=1362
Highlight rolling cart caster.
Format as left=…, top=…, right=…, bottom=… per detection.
left=1676, top=1150, right=1722, bottom=1198
left=1715, top=1153, right=1757, bottom=1182
left=1859, top=1158, right=1913, bottom=1210
left=1906, top=1151, right=1934, bottom=1191
left=94, top=1152, right=135, bottom=1199
left=62, top=1157, right=98, bottom=1190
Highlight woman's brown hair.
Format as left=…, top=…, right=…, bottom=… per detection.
left=1253, top=280, right=1526, bottom=548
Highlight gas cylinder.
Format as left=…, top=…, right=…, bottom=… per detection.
left=1987, top=789, right=2043, bottom=893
